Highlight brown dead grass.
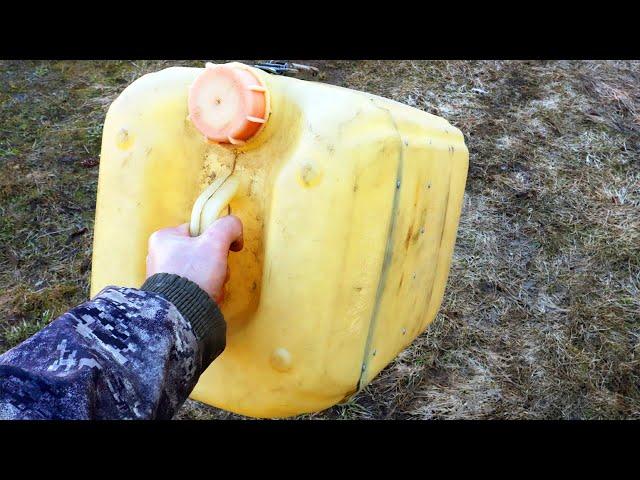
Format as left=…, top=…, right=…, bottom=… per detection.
left=1, top=60, right=638, bottom=419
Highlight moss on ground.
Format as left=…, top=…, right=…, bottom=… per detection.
left=1, top=60, right=638, bottom=419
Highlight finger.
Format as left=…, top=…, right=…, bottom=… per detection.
left=230, top=235, right=243, bottom=252
left=169, top=223, right=190, bottom=237
left=201, top=215, right=244, bottom=253
left=148, top=223, right=190, bottom=248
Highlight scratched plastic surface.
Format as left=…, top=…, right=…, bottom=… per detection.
left=91, top=64, right=469, bottom=418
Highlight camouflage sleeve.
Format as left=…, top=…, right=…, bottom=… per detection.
left=0, top=286, right=210, bottom=420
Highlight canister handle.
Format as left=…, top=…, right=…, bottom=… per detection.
left=189, top=174, right=240, bottom=237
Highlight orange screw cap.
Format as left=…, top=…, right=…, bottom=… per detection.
left=188, top=63, right=269, bottom=145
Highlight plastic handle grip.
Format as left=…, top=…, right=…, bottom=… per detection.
left=189, top=174, right=240, bottom=237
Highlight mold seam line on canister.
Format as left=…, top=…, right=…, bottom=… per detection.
left=422, top=162, right=453, bottom=332
left=356, top=107, right=404, bottom=392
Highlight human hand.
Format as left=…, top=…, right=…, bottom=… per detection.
left=146, top=216, right=243, bottom=303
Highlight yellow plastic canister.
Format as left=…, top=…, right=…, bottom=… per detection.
left=90, top=62, right=469, bottom=418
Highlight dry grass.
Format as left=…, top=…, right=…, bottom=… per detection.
left=1, top=60, right=638, bottom=419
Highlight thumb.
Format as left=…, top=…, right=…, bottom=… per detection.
left=172, top=223, right=190, bottom=236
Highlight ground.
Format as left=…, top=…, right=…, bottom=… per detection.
left=0, top=60, right=638, bottom=419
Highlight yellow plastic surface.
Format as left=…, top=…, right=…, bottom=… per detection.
left=91, top=64, right=469, bottom=418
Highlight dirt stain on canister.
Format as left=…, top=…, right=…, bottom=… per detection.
left=116, top=128, right=134, bottom=150
left=298, top=159, right=323, bottom=188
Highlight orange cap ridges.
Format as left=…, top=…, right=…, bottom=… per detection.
left=188, top=63, right=269, bottom=145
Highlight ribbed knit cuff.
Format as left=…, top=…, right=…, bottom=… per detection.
left=141, top=274, right=226, bottom=359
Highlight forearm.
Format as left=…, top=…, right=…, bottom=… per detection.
left=0, top=274, right=225, bottom=420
